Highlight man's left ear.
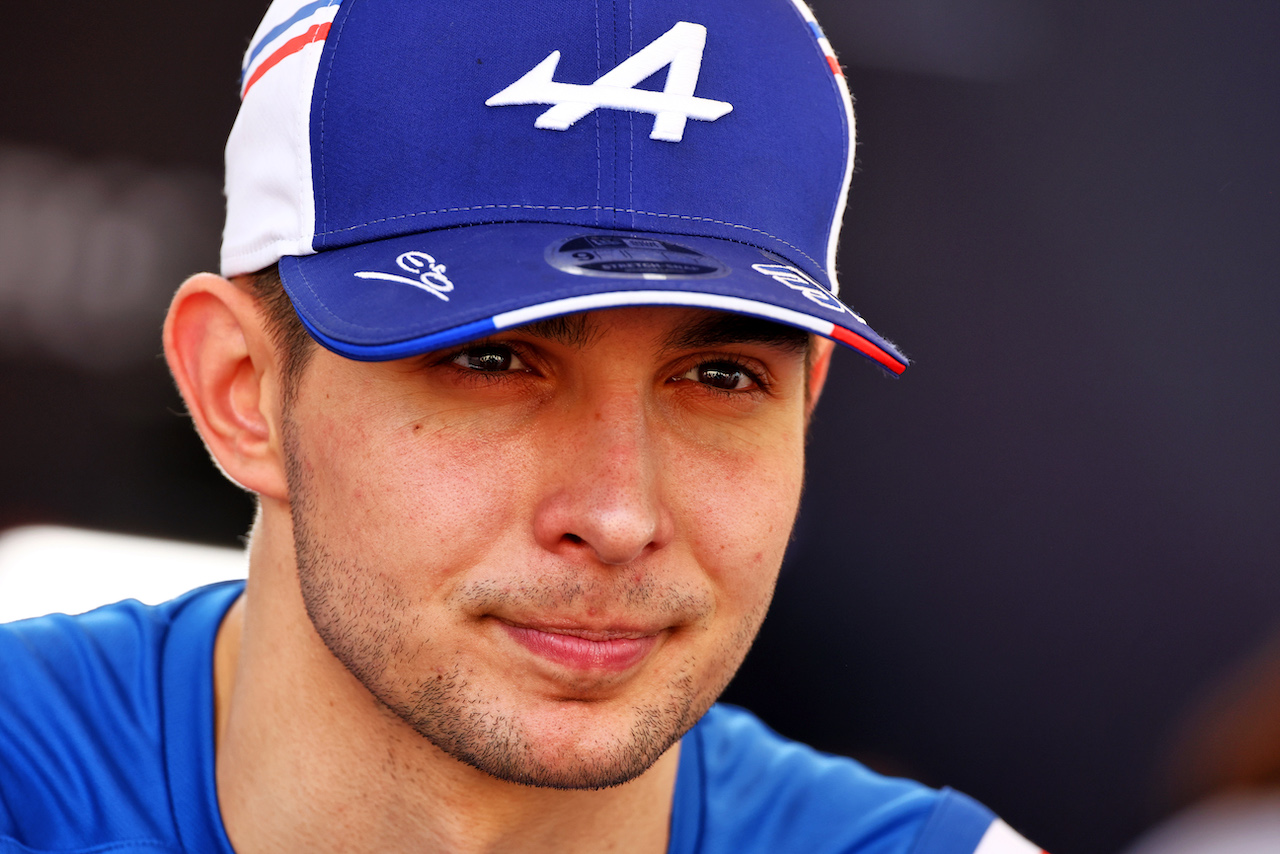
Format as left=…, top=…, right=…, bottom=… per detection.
left=162, top=273, right=289, bottom=500
left=806, top=337, right=836, bottom=417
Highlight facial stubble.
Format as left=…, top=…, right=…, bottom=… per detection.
left=281, top=412, right=773, bottom=790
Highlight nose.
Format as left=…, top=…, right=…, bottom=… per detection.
left=532, top=391, right=672, bottom=566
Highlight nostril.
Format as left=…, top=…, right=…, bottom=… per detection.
left=564, top=534, right=585, bottom=545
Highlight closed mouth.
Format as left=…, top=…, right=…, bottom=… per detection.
left=496, top=619, right=663, bottom=673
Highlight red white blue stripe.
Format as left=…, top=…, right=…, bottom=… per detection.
left=298, top=289, right=907, bottom=375
left=803, top=18, right=843, bottom=76
left=786, top=0, right=855, bottom=299
left=240, top=0, right=342, bottom=99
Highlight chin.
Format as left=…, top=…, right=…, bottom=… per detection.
left=394, top=674, right=707, bottom=790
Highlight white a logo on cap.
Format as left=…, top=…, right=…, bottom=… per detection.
left=486, top=21, right=732, bottom=143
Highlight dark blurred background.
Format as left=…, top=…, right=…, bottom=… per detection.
left=2, top=2, right=1277, bottom=852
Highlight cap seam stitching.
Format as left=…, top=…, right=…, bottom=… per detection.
left=315, top=0, right=356, bottom=236
left=226, top=232, right=304, bottom=257
left=290, top=256, right=347, bottom=327
left=594, top=0, right=602, bottom=226
left=628, top=0, right=635, bottom=226
left=298, top=18, right=331, bottom=253
left=612, top=0, right=619, bottom=216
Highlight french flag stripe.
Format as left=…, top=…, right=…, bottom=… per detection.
left=785, top=0, right=855, bottom=294
left=494, top=291, right=906, bottom=374
left=494, top=291, right=836, bottom=334
left=242, top=22, right=332, bottom=99
left=973, top=820, right=1047, bottom=854
left=830, top=325, right=906, bottom=374
left=296, top=291, right=903, bottom=372
left=795, top=6, right=843, bottom=76
left=242, top=0, right=341, bottom=78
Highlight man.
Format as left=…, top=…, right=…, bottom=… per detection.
left=0, top=1, right=1043, bottom=852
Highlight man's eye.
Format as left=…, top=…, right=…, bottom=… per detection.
left=451, top=345, right=528, bottom=372
left=678, top=361, right=758, bottom=391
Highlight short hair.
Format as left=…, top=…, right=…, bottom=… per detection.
left=245, top=264, right=315, bottom=408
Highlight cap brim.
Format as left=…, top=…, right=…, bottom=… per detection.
left=279, top=223, right=907, bottom=375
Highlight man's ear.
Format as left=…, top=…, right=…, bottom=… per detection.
left=163, top=273, right=289, bottom=500
left=806, top=337, right=836, bottom=418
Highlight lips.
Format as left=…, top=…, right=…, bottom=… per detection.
left=498, top=620, right=661, bottom=673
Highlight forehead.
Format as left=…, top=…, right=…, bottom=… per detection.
left=509, top=308, right=813, bottom=354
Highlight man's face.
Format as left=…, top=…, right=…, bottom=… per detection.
left=282, top=306, right=816, bottom=789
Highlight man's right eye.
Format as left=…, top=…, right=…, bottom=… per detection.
left=450, top=345, right=528, bottom=373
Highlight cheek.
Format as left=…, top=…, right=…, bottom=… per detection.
left=666, top=421, right=806, bottom=608
left=298, top=403, right=539, bottom=582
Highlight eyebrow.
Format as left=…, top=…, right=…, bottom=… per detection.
left=518, top=314, right=597, bottom=349
left=660, top=312, right=811, bottom=354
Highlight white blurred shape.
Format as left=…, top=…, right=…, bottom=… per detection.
left=0, top=526, right=246, bottom=623
left=817, top=0, right=1054, bottom=81
left=1121, top=792, right=1280, bottom=854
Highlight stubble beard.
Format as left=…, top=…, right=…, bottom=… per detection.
left=281, top=414, right=765, bottom=790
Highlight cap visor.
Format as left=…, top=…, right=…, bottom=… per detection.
left=279, top=224, right=907, bottom=374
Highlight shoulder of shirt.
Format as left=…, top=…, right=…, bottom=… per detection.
left=682, top=704, right=1044, bottom=854
left=0, top=581, right=243, bottom=853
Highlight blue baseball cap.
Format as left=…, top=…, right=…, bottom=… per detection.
left=222, top=0, right=908, bottom=374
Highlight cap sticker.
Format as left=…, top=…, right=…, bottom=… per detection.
left=547, top=235, right=731, bottom=279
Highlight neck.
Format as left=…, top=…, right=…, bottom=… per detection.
left=213, top=508, right=679, bottom=854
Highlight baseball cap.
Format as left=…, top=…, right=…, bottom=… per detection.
left=222, top=0, right=908, bottom=374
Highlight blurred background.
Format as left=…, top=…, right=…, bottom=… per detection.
left=2, top=1, right=1278, bottom=851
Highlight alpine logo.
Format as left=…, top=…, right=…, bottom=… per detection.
left=355, top=251, right=455, bottom=301
left=486, top=21, right=732, bottom=142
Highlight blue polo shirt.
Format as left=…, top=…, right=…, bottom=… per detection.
left=0, top=584, right=1003, bottom=853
